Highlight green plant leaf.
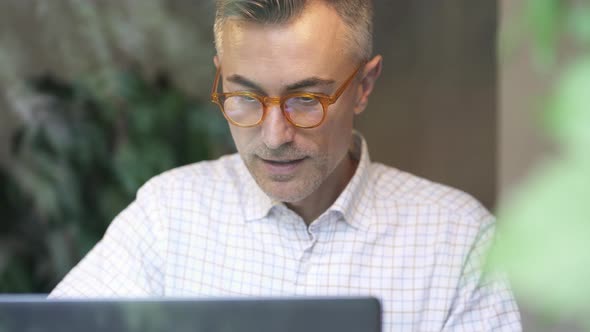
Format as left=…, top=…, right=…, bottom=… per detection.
left=545, top=57, right=590, bottom=156
left=493, top=156, right=590, bottom=318
left=2, top=68, right=232, bottom=293
left=566, top=4, right=590, bottom=46
left=526, top=0, right=561, bottom=68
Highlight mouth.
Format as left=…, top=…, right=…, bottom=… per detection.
left=259, top=157, right=306, bottom=175
left=263, top=158, right=305, bottom=164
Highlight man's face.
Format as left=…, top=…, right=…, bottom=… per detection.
left=217, top=2, right=364, bottom=204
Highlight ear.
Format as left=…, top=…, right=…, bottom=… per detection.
left=214, top=55, right=220, bottom=69
left=354, top=55, right=383, bottom=115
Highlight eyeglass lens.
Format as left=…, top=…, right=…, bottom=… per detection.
left=223, top=95, right=324, bottom=127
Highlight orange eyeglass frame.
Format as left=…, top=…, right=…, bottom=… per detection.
left=210, top=63, right=364, bottom=129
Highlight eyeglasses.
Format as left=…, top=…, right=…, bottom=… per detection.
left=210, top=64, right=363, bottom=129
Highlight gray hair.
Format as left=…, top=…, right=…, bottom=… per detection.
left=214, top=0, right=373, bottom=61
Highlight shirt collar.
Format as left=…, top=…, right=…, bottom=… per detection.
left=239, top=131, right=374, bottom=229
left=326, top=131, right=373, bottom=231
left=239, top=156, right=276, bottom=221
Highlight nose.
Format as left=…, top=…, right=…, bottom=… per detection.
left=261, top=103, right=296, bottom=150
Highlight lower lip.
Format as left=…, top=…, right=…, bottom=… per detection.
left=261, top=158, right=305, bottom=175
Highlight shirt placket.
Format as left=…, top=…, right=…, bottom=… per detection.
left=293, top=213, right=338, bottom=295
left=294, top=228, right=317, bottom=294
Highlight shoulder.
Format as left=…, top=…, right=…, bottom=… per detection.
left=152, top=153, right=242, bottom=184
left=368, top=162, right=492, bottom=227
left=145, top=154, right=242, bottom=187
left=138, top=153, right=242, bottom=194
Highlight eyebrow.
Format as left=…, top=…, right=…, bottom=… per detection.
left=226, top=74, right=335, bottom=94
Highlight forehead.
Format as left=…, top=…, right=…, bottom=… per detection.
left=219, top=2, right=352, bottom=78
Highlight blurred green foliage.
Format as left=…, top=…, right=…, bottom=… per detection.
left=0, top=70, right=232, bottom=293
left=0, top=1, right=230, bottom=294
left=493, top=0, right=590, bottom=330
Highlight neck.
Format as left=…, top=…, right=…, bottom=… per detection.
left=286, top=153, right=358, bottom=225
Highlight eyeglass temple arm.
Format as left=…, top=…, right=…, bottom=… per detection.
left=329, top=64, right=364, bottom=104
left=211, top=67, right=221, bottom=101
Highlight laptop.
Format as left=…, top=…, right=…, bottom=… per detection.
left=0, top=296, right=381, bottom=332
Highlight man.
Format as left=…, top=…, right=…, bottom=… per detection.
left=50, top=0, right=521, bottom=330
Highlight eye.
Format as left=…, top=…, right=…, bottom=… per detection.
left=292, top=96, right=319, bottom=105
left=238, top=95, right=258, bottom=103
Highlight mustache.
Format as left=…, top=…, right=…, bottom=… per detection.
left=252, top=144, right=308, bottom=160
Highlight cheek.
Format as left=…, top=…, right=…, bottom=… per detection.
left=302, top=127, right=349, bottom=174
left=229, top=126, right=255, bottom=153
left=324, top=105, right=355, bottom=142
left=327, top=92, right=356, bottom=127
left=320, top=109, right=355, bottom=162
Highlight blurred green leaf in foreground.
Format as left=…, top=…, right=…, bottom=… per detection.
left=493, top=0, right=590, bottom=329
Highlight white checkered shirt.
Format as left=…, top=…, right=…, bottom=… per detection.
left=50, top=133, right=521, bottom=331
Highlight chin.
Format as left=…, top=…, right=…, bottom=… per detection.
left=258, top=179, right=319, bottom=203
left=263, top=186, right=310, bottom=203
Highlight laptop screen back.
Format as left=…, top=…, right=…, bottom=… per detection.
left=0, top=296, right=381, bottom=332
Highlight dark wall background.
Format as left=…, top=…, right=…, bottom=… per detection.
left=360, top=0, right=496, bottom=209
